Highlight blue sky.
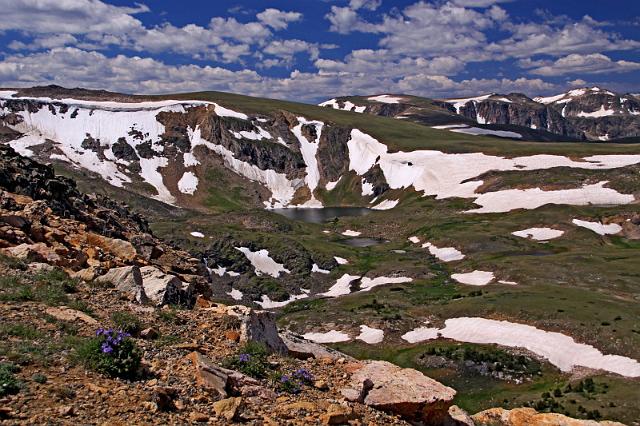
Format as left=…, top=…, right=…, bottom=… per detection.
left=0, top=0, right=639, bottom=102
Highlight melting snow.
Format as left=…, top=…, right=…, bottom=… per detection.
left=577, top=106, right=614, bottom=118
left=334, top=256, right=349, bottom=265
left=422, top=242, right=465, bottom=262
left=8, top=134, right=46, bottom=156
left=361, top=178, right=375, bottom=196
left=302, top=330, right=351, bottom=343
left=235, top=247, right=290, bottom=278
left=177, top=171, right=198, bottom=195
left=227, top=288, right=243, bottom=301
left=468, top=182, right=634, bottom=214
left=451, top=271, right=495, bottom=286
left=359, top=276, right=413, bottom=292
left=356, top=325, right=384, bottom=344
left=326, top=177, right=341, bottom=191
left=231, top=126, right=272, bottom=141
left=312, top=264, right=331, bottom=274
left=408, top=236, right=421, bottom=244
left=371, top=199, right=399, bottom=210
left=400, top=317, right=640, bottom=377
left=255, top=293, right=308, bottom=309
left=292, top=117, right=325, bottom=207
left=450, top=127, right=522, bottom=139
left=342, top=230, right=361, bottom=237
left=319, top=274, right=361, bottom=297
left=512, top=228, right=564, bottom=241
left=572, top=219, right=622, bottom=236
left=190, top=232, right=205, bottom=238
left=368, top=95, right=404, bottom=104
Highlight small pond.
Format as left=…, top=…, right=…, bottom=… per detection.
left=341, top=237, right=387, bottom=247
left=272, top=207, right=372, bottom=224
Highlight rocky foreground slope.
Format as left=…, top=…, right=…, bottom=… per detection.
left=0, top=142, right=629, bottom=424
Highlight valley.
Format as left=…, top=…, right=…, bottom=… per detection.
left=1, top=85, right=640, bottom=423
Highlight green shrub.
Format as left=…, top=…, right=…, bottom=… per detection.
left=75, top=328, right=141, bottom=379
left=0, top=363, right=21, bottom=397
left=222, top=342, right=269, bottom=379
left=31, top=373, right=47, bottom=384
left=0, top=323, right=43, bottom=339
left=110, top=311, right=143, bottom=336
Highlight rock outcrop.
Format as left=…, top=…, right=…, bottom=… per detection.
left=341, top=360, right=456, bottom=425
left=471, top=407, right=626, bottom=426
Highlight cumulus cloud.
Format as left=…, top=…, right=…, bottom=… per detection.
left=451, top=0, right=512, bottom=6
left=256, top=8, right=302, bottom=29
left=527, top=53, right=640, bottom=76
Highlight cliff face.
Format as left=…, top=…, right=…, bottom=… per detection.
left=0, top=88, right=361, bottom=210
left=321, top=88, right=640, bottom=141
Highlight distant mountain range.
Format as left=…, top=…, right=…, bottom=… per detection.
left=320, top=88, right=640, bottom=142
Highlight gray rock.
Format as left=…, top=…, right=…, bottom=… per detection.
left=280, top=330, right=353, bottom=361
left=96, top=265, right=148, bottom=304
left=140, top=266, right=183, bottom=306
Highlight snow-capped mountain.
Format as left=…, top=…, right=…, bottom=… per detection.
left=320, top=87, right=640, bottom=141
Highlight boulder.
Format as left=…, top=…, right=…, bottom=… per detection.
left=45, top=306, right=97, bottom=325
left=1, top=242, right=60, bottom=263
left=140, top=266, right=184, bottom=306
left=320, top=404, right=359, bottom=425
left=447, top=405, right=475, bottom=426
left=341, top=360, right=456, bottom=425
left=280, top=330, right=353, bottom=361
left=471, top=408, right=625, bottom=426
left=96, top=265, right=148, bottom=304
left=212, top=305, right=287, bottom=354
left=213, top=397, right=242, bottom=422
left=86, top=233, right=137, bottom=262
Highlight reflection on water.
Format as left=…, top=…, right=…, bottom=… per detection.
left=272, top=207, right=372, bottom=224
left=341, top=238, right=386, bottom=247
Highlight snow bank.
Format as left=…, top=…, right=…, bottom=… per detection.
left=302, top=330, right=351, bottom=343
left=227, top=288, right=243, bottom=301
left=255, top=293, right=308, bottom=309
left=319, top=274, right=360, bottom=297
left=450, top=126, right=522, bottom=139
left=512, top=228, right=564, bottom=241
left=177, top=171, right=198, bottom=195
left=312, top=264, right=331, bottom=274
left=345, top=129, right=640, bottom=214
left=422, top=242, right=465, bottom=262
left=359, top=276, right=413, bottom=292
left=401, top=317, right=640, bottom=377
left=451, top=270, right=495, bottom=286
left=235, top=247, right=290, bottom=278
left=356, top=325, right=384, bottom=344
left=372, top=199, right=399, bottom=210
left=468, top=182, right=634, bottom=213
left=572, top=219, right=622, bottom=236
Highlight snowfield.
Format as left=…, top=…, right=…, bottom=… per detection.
left=356, top=325, right=385, bottom=344
left=367, top=95, right=404, bottom=104
left=235, top=247, right=290, bottom=278
left=255, top=293, right=308, bottom=309
left=401, top=317, right=640, bottom=378
left=451, top=271, right=495, bottom=286
left=359, top=276, right=413, bottom=292
left=422, top=242, right=465, bottom=262
left=319, top=274, right=361, bottom=298
left=572, top=219, right=623, bottom=235
left=303, top=330, right=351, bottom=343
left=177, top=171, right=198, bottom=195
left=512, top=227, right=565, bottom=241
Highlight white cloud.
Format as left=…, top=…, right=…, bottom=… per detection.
left=349, top=0, right=382, bottom=11
left=0, top=0, right=147, bottom=34
left=256, top=8, right=302, bottom=30
left=451, top=0, right=512, bottom=6
left=527, top=53, right=640, bottom=76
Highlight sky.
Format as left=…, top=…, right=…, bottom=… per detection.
left=0, top=0, right=639, bottom=103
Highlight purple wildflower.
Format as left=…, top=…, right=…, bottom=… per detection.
left=238, top=354, right=251, bottom=362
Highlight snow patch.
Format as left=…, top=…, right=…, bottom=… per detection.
left=177, top=171, right=198, bottom=195
left=577, top=105, right=614, bottom=118
left=572, top=219, right=622, bottom=236
left=512, top=228, right=564, bottom=241
left=450, top=127, right=522, bottom=139
left=227, top=288, right=243, bottom=301
left=408, top=236, right=421, bottom=244
left=342, top=230, right=361, bottom=237
left=325, top=177, right=341, bottom=191
left=401, top=317, right=640, bottom=377
left=319, top=274, right=360, bottom=297
left=255, top=293, right=308, bottom=309
left=371, top=199, right=399, bottom=210
left=302, top=330, right=351, bottom=344
left=356, top=325, right=384, bottom=344
left=359, top=276, right=413, bottom=292
left=235, top=247, right=290, bottom=278
left=368, top=95, right=404, bottom=104
left=422, top=242, right=465, bottom=262
left=312, top=264, right=331, bottom=274
left=190, top=232, right=205, bottom=238
left=451, top=270, right=495, bottom=286
left=334, top=256, right=349, bottom=265
left=292, top=117, right=325, bottom=207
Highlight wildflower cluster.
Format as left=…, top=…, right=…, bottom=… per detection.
left=272, top=368, right=314, bottom=394
left=96, top=328, right=130, bottom=354
left=76, top=327, right=141, bottom=379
